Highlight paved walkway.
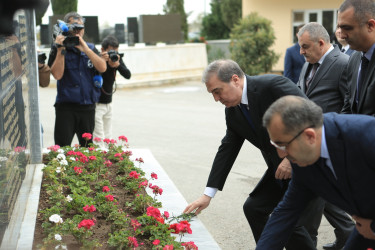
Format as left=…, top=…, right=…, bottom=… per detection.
left=39, top=81, right=336, bottom=249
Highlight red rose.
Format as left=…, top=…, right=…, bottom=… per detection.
left=102, top=186, right=110, bottom=192
left=82, top=133, right=92, bottom=140
left=78, top=219, right=95, bottom=229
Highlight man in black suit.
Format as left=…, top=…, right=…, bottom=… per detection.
left=339, top=0, right=375, bottom=116
left=296, top=22, right=354, bottom=250
left=184, top=59, right=321, bottom=249
left=257, top=96, right=375, bottom=250
left=335, top=28, right=354, bottom=56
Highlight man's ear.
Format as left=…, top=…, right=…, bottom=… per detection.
left=304, top=128, right=317, bottom=144
left=367, top=19, right=375, bottom=32
left=232, top=74, right=240, bottom=86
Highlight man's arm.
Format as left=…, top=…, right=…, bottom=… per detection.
left=117, top=58, right=131, bottom=79
left=283, top=48, right=293, bottom=82
left=50, top=35, right=66, bottom=80
left=75, top=35, right=106, bottom=73
left=256, top=176, right=315, bottom=249
left=340, top=64, right=352, bottom=114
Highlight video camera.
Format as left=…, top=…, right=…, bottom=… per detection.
left=53, top=20, right=84, bottom=48
left=107, top=50, right=124, bottom=62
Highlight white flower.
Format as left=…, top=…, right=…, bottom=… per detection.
left=60, top=159, right=68, bottom=166
left=69, top=157, right=76, bottom=161
left=54, top=234, right=62, bottom=241
left=56, top=154, right=66, bottom=161
left=56, top=167, right=61, bottom=173
left=55, top=244, right=67, bottom=250
left=49, top=214, right=63, bottom=223
left=57, top=149, right=64, bottom=154
left=65, top=195, right=73, bottom=202
left=0, top=156, right=8, bottom=161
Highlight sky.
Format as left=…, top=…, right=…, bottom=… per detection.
left=42, top=0, right=211, bottom=27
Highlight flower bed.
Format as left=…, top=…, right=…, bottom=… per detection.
left=32, top=134, right=198, bottom=250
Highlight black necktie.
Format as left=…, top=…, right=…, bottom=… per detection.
left=306, top=63, right=320, bottom=89
left=356, top=55, right=370, bottom=105
left=341, top=48, right=346, bottom=53
left=240, top=103, right=255, bottom=130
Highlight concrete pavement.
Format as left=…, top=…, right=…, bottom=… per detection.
left=38, top=81, right=335, bottom=249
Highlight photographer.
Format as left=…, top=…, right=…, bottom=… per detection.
left=47, top=12, right=106, bottom=147
left=93, top=35, right=131, bottom=145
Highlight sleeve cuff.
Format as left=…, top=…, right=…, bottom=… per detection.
left=204, top=187, right=218, bottom=198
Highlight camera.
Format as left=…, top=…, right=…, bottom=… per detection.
left=38, top=52, right=46, bottom=64
left=53, top=20, right=83, bottom=48
left=107, top=50, right=124, bottom=62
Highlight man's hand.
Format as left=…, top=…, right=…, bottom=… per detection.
left=183, top=195, right=211, bottom=215
left=352, top=215, right=375, bottom=240
left=275, top=157, right=292, bottom=180
left=54, top=35, right=65, bottom=49
left=75, top=35, right=89, bottom=52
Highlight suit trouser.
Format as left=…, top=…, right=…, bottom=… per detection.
left=93, top=103, right=113, bottom=146
left=243, top=177, right=323, bottom=250
left=323, top=202, right=355, bottom=244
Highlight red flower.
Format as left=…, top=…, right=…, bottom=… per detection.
left=88, top=147, right=95, bottom=151
left=131, top=219, right=141, bottom=231
left=182, top=241, right=198, bottom=250
left=151, top=172, right=158, bottom=179
left=104, top=160, right=112, bottom=167
left=114, top=153, right=122, bottom=158
left=74, top=166, right=83, bottom=175
left=146, top=206, right=161, bottom=219
left=82, top=133, right=92, bottom=140
left=156, top=217, right=165, bottom=224
left=105, top=194, right=114, bottom=201
left=163, top=245, right=174, bottom=250
left=169, top=221, right=192, bottom=234
left=139, top=180, right=148, bottom=188
left=102, top=186, right=110, bottom=192
left=47, top=145, right=60, bottom=152
left=153, top=239, right=160, bottom=245
left=163, top=211, right=170, bottom=219
left=89, top=156, right=97, bottom=161
left=78, top=219, right=95, bottom=229
left=118, top=135, right=128, bottom=142
left=128, top=236, right=138, bottom=247
left=83, top=205, right=96, bottom=213
left=93, top=137, right=101, bottom=142
left=129, top=171, right=140, bottom=179
left=135, top=157, right=144, bottom=163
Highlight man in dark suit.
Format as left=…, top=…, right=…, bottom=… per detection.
left=338, top=0, right=375, bottom=116
left=296, top=22, right=354, bottom=250
left=284, top=24, right=305, bottom=83
left=258, top=95, right=375, bottom=249
left=184, top=59, right=321, bottom=249
left=335, top=28, right=354, bottom=56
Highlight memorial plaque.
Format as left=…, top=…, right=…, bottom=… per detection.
left=0, top=9, right=42, bottom=246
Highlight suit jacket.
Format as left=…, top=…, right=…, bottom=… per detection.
left=256, top=113, right=375, bottom=249
left=207, top=74, right=306, bottom=195
left=297, top=45, right=349, bottom=113
left=284, top=43, right=305, bottom=84
left=341, top=50, right=375, bottom=116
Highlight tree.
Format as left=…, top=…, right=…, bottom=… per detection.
left=229, top=12, right=280, bottom=75
left=201, top=0, right=230, bottom=40
left=51, top=0, right=78, bottom=15
left=163, top=0, right=188, bottom=41
left=220, top=0, right=242, bottom=30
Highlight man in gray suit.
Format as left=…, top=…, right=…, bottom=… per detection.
left=339, top=0, right=375, bottom=116
left=296, top=22, right=355, bottom=250
left=335, top=27, right=354, bottom=56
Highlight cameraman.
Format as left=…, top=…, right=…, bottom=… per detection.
left=93, top=35, right=131, bottom=145
left=48, top=12, right=106, bottom=147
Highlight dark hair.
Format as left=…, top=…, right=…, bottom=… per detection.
left=63, top=12, right=84, bottom=24
left=339, top=0, right=375, bottom=25
left=263, top=96, right=323, bottom=134
left=202, top=59, right=244, bottom=83
left=298, top=22, right=330, bottom=43
left=101, top=35, right=119, bottom=50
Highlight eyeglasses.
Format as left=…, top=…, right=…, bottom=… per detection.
left=270, top=125, right=314, bottom=151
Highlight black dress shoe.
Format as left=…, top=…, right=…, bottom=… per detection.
left=323, top=241, right=345, bottom=250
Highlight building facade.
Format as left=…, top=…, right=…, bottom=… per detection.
left=242, top=0, right=342, bottom=72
